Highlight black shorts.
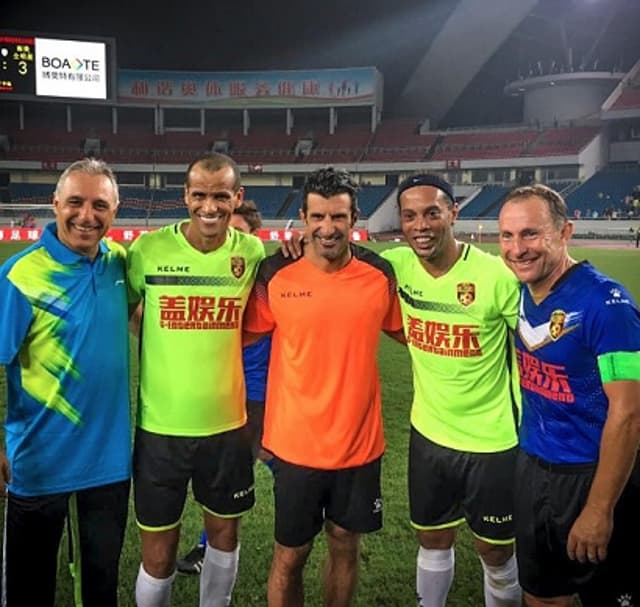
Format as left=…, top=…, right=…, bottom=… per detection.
left=272, top=456, right=383, bottom=547
left=579, top=457, right=640, bottom=606
left=133, top=426, right=255, bottom=530
left=409, top=427, right=516, bottom=543
left=515, top=449, right=599, bottom=598
left=4, top=479, right=130, bottom=607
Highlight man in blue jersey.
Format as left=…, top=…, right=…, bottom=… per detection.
left=0, top=158, right=131, bottom=607
left=176, top=199, right=273, bottom=576
left=498, top=183, right=640, bottom=607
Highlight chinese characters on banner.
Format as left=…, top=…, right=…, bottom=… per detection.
left=118, top=67, right=379, bottom=108
left=0, top=227, right=368, bottom=243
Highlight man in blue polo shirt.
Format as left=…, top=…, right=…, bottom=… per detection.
left=0, top=158, right=131, bottom=607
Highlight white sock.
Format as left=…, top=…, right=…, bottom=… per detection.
left=135, top=563, right=175, bottom=607
left=481, top=554, right=522, bottom=607
left=416, top=546, right=455, bottom=607
left=199, top=544, right=240, bottom=607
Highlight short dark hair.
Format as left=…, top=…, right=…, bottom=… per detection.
left=503, top=184, right=569, bottom=228
left=185, top=152, right=241, bottom=191
left=396, top=172, right=455, bottom=207
left=233, top=199, right=262, bottom=232
left=301, top=167, right=359, bottom=215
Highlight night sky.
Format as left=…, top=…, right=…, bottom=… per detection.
left=4, top=0, right=639, bottom=125
left=2, top=0, right=451, bottom=111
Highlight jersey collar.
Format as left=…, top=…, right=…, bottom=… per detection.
left=41, top=222, right=109, bottom=265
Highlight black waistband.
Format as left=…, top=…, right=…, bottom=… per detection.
left=523, top=451, right=597, bottom=474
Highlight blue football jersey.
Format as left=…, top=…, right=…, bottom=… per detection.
left=515, top=262, right=640, bottom=464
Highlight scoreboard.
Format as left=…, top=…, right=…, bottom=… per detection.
left=0, top=34, right=34, bottom=95
left=0, top=31, right=116, bottom=102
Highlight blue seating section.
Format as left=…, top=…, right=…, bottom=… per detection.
left=566, top=168, right=640, bottom=216
left=281, top=185, right=393, bottom=219
left=9, top=183, right=54, bottom=203
left=243, top=186, right=292, bottom=218
left=358, top=186, right=394, bottom=219
left=4, top=183, right=402, bottom=221
left=18, top=174, right=640, bottom=223
left=282, top=191, right=304, bottom=219
left=458, top=186, right=509, bottom=218
left=119, top=187, right=184, bottom=219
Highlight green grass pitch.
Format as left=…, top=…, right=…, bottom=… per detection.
left=0, top=239, right=637, bottom=606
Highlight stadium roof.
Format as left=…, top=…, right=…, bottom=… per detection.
left=4, top=0, right=640, bottom=128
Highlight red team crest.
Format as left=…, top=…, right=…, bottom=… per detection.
left=456, top=282, right=475, bottom=307
left=230, top=256, right=246, bottom=278
left=549, top=309, right=566, bottom=341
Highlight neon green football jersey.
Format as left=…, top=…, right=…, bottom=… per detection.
left=128, top=222, right=265, bottom=436
left=382, top=244, right=521, bottom=452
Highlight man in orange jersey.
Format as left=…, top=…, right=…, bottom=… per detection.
left=244, top=167, right=403, bottom=607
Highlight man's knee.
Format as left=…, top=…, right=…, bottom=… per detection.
left=480, top=552, right=519, bottom=595
left=475, top=538, right=514, bottom=567
left=140, top=527, right=180, bottom=578
left=272, top=541, right=313, bottom=575
left=204, top=512, right=240, bottom=551
left=417, top=527, right=456, bottom=550
left=325, top=521, right=360, bottom=555
left=325, top=520, right=358, bottom=541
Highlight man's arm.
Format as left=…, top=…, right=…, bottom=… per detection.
left=280, top=233, right=304, bottom=259
left=0, top=274, right=34, bottom=494
left=243, top=330, right=271, bottom=347
left=0, top=449, right=10, bottom=493
left=125, top=238, right=144, bottom=336
left=567, top=379, right=640, bottom=563
left=129, top=301, right=142, bottom=337
left=384, top=328, right=407, bottom=344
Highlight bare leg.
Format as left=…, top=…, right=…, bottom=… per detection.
left=140, top=526, right=181, bottom=578
left=524, top=593, right=577, bottom=607
left=200, top=512, right=242, bottom=607
left=267, top=540, right=313, bottom=607
left=474, top=538, right=521, bottom=607
left=323, top=521, right=361, bottom=607
left=416, top=528, right=456, bottom=607
left=136, top=527, right=180, bottom=606
left=203, top=511, right=239, bottom=551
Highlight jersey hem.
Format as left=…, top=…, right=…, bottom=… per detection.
left=8, top=471, right=131, bottom=498
left=136, top=419, right=247, bottom=437
left=412, top=426, right=518, bottom=454
left=268, top=448, right=385, bottom=471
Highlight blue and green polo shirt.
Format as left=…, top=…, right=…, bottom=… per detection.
left=0, top=223, right=131, bottom=496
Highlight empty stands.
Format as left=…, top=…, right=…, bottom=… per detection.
left=610, top=85, right=640, bottom=111
left=522, top=126, right=599, bottom=157
left=458, top=186, right=509, bottom=218
left=566, top=166, right=640, bottom=216
left=431, top=129, right=537, bottom=161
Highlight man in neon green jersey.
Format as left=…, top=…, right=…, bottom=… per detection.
left=128, top=152, right=265, bottom=607
left=381, top=173, right=522, bottom=607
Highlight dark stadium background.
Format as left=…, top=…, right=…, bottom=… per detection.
left=1, top=1, right=639, bottom=604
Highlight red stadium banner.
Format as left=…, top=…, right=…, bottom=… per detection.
left=0, top=228, right=42, bottom=242
left=255, top=228, right=368, bottom=242
left=0, top=227, right=369, bottom=243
